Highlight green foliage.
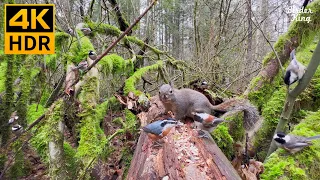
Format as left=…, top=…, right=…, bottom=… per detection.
left=55, top=32, right=70, bottom=51
left=124, top=61, right=163, bottom=95
left=262, top=110, right=320, bottom=179
left=26, top=103, right=46, bottom=124
left=45, top=54, right=57, bottom=70
left=211, top=125, right=234, bottom=159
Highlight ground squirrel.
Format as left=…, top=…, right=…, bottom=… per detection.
left=159, top=83, right=259, bottom=130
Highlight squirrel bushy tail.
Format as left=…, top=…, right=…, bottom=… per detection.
left=210, top=98, right=260, bottom=130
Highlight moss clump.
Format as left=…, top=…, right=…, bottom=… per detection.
left=124, top=61, right=163, bottom=95
left=87, top=22, right=121, bottom=37
left=69, top=35, right=95, bottom=64
left=211, top=125, right=234, bottom=159
left=247, top=73, right=283, bottom=110
left=224, top=111, right=245, bottom=142
left=262, top=110, right=320, bottom=179
left=98, top=54, right=133, bottom=76
left=63, top=143, right=78, bottom=179
left=76, top=76, right=107, bottom=163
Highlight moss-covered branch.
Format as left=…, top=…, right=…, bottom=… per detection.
left=124, top=61, right=163, bottom=95
left=262, top=110, right=320, bottom=179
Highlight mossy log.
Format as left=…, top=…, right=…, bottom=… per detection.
left=127, top=126, right=241, bottom=180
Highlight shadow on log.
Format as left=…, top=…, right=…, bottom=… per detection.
left=127, top=124, right=241, bottom=179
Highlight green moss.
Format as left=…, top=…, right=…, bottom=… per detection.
left=76, top=77, right=107, bottom=163
left=122, top=147, right=133, bottom=179
left=45, top=54, right=57, bottom=70
left=224, top=111, right=245, bottom=142
left=26, top=103, right=46, bottom=124
left=98, top=54, right=133, bottom=75
left=0, top=61, right=7, bottom=92
left=262, top=110, right=320, bottom=179
left=64, top=143, right=78, bottom=178
left=211, top=125, right=234, bottom=159
left=124, top=61, right=163, bottom=95
left=9, top=140, right=30, bottom=179
left=69, top=35, right=95, bottom=64
left=87, top=22, right=121, bottom=37
left=248, top=73, right=283, bottom=110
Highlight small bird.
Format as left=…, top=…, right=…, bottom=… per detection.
left=273, top=132, right=320, bottom=154
left=73, top=60, right=88, bottom=71
left=284, top=49, right=306, bottom=86
left=81, top=28, right=92, bottom=35
left=142, top=118, right=182, bottom=145
left=200, top=81, right=209, bottom=89
left=12, top=124, right=23, bottom=135
left=8, top=111, right=19, bottom=125
left=192, top=112, right=225, bottom=138
left=88, top=50, right=97, bottom=60
left=67, top=28, right=74, bottom=36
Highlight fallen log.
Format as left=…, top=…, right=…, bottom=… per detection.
left=127, top=124, right=241, bottom=180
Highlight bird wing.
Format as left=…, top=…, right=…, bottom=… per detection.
left=142, top=121, right=163, bottom=135
left=285, top=142, right=311, bottom=149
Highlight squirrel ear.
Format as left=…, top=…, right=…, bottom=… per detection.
left=169, top=80, right=174, bottom=87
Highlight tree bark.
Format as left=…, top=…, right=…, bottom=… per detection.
left=128, top=125, right=241, bottom=180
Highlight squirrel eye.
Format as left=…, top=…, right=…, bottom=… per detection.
left=170, top=90, right=173, bottom=93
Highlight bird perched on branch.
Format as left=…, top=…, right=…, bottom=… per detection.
left=192, top=112, right=225, bottom=138
left=67, top=28, right=74, bottom=36
left=273, top=132, right=320, bottom=154
left=12, top=124, right=23, bottom=136
left=142, top=118, right=183, bottom=146
left=73, top=60, right=88, bottom=71
left=284, top=49, right=306, bottom=86
left=8, top=111, right=19, bottom=125
left=88, top=50, right=97, bottom=60
left=81, top=28, right=92, bottom=35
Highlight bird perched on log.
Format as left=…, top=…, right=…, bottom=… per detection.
left=12, top=124, right=23, bottom=136
left=88, top=50, right=97, bottom=60
left=284, top=49, right=306, bottom=86
left=142, top=118, right=183, bottom=146
left=273, top=132, right=320, bottom=154
left=81, top=28, right=92, bottom=35
left=192, top=112, right=226, bottom=138
left=8, top=111, right=19, bottom=125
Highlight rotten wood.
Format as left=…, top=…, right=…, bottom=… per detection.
left=127, top=125, right=241, bottom=180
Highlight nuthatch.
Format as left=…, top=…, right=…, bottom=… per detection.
left=88, top=50, right=97, bottom=60
left=8, top=111, right=19, bottom=125
left=81, top=28, right=92, bottom=35
left=273, top=132, right=320, bottom=154
left=192, top=112, right=225, bottom=138
left=142, top=118, right=183, bottom=143
left=284, top=49, right=306, bottom=86
left=12, top=124, right=23, bottom=135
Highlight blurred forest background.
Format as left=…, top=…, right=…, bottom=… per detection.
left=0, top=0, right=320, bottom=179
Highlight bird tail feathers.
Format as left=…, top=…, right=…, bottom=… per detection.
left=307, top=135, right=320, bottom=140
